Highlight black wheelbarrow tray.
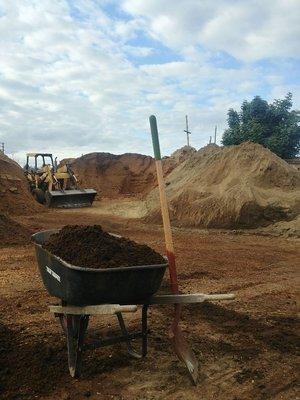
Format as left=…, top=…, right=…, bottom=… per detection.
left=32, top=229, right=168, bottom=306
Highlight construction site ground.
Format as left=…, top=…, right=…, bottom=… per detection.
left=0, top=204, right=299, bottom=400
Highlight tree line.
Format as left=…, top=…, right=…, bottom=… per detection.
left=222, top=93, right=300, bottom=159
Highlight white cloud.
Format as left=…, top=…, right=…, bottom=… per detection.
left=0, top=0, right=298, bottom=165
left=122, top=0, right=300, bottom=61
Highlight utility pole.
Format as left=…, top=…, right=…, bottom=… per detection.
left=214, top=126, right=217, bottom=144
left=183, top=115, right=191, bottom=147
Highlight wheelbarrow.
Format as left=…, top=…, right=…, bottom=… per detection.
left=32, top=229, right=235, bottom=382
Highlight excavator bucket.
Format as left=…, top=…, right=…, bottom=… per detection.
left=45, top=189, right=97, bottom=208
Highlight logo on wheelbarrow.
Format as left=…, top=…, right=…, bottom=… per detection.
left=46, top=266, right=61, bottom=282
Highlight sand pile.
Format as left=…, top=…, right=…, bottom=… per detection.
left=43, top=225, right=165, bottom=268
left=258, top=215, right=300, bottom=238
left=163, top=145, right=197, bottom=174
left=0, top=214, right=31, bottom=247
left=145, top=142, right=300, bottom=228
left=0, top=152, right=41, bottom=215
left=61, top=146, right=196, bottom=199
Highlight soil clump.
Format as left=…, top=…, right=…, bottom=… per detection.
left=43, top=225, right=165, bottom=268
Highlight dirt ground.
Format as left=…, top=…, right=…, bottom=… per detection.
left=0, top=205, right=299, bottom=400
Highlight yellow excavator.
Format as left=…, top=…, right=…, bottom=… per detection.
left=24, top=153, right=97, bottom=208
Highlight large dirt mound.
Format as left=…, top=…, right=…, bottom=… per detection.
left=145, top=142, right=300, bottom=228
left=43, top=225, right=165, bottom=268
left=0, top=152, right=41, bottom=215
left=0, top=214, right=31, bottom=247
left=62, top=146, right=196, bottom=199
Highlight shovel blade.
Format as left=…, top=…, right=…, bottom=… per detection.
left=169, top=305, right=199, bottom=385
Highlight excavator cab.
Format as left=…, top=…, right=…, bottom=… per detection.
left=25, top=153, right=55, bottom=172
left=25, top=153, right=97, bottom=208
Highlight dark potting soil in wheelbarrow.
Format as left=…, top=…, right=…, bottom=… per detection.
left=42, top=224, right=165, bottom=269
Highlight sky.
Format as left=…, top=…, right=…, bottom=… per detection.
left=0, top=0, right=299, bottom=164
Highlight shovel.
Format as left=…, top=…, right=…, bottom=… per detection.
left=149, top=115, right=199, bottom=384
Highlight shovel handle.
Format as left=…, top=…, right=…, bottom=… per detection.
left=149, top=115, right=162, bottom=161
left=149, top=115, right=178, bottom=293
left=150, top=115, right=199, bottom=384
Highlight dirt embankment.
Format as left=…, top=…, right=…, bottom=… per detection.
left=61, top=146, right=196, bottom=199
left=0, top=214, right=32, bottom=247
left=0, top=152, right=41, bottom=246
left=145, top=142, right=300, bottom=229
left=0, top=152, right=41, bottom=215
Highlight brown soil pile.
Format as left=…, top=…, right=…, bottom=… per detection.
left=0, top=152, right=41, bottom=215
left=0, top=214, right=31, bottom=247
left=146, top=142, right=300, bottom=228
left=61, top=146, right=196, bottom=199
left=43, top=225, right=165, bottom=268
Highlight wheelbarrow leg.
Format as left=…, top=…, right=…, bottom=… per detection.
left=116, top=306, right=149, bottom=359
left=66, top=314, right=89, bottom=378
left=116, top=312, right=142, bottom=359
left=142, top=304, right=148, bottom=357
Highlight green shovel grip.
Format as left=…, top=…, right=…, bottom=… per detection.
left=149, top=115, right=161, bottom=161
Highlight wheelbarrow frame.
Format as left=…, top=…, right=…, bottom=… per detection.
left=50, top=292, right=235, bottom=379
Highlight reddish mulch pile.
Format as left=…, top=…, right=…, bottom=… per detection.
left=0, top=214, right=31, bottom=247
left=43, top=225, right=165, bottom=268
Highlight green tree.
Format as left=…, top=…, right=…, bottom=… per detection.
left=222, top=93, right=300, bottom=158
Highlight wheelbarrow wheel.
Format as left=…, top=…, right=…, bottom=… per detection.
left=59, top=314, right=68, bottom=335
left=64, top=315, right=89, bottom=378
left=59, top=314, right=89, bottom=336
